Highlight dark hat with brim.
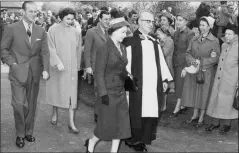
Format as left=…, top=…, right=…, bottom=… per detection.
left=226, top=22, right=238, bottom=35
left=177, top=12, right=190, bottom=21
left=159, top=12, right=173, bottom=24
left=109, top=17, right=130, bottom=29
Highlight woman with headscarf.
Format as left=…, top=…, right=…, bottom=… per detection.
left=84, top=17, right=131, bottom=153
left=206, top=23, right=238, bottom=133
left=156, top=27, right=174, bottom=111
left=46, top=8, right=82, bottom=133
left=181, top=16, right=220, bottom=127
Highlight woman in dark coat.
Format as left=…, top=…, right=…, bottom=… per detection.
left=84, top=17, right=131, bottom=153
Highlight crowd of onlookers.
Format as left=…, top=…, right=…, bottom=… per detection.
left=1, top=1, right=238, bottom=151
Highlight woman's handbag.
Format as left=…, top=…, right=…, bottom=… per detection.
left=196, top=58, right=205, bottom=84
left=233, top=88, right=239, bottom=110
left=125, top=72, right=139, bottom=92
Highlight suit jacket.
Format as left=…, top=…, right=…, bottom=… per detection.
left=1, top=20, right=50, bottom=83
left=95, top=38, right=128, bottom=97
left=84, top=23, right=107, bottom=71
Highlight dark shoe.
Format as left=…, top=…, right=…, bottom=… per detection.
left=133, top=143, right=148, bottom=152
left=125, top=141, right=147, bottom=152
left=68, top=125, right=80, bottom=134
left=125, top=141, right=134, bottom=148
left=170, top=108, right=188, bottom=117
left=186, top=117, right=199, bottom=123
left=219, top=125, right=231, bottom=133
left=25, top=135, right=35, bottom=142
left=51, top=120, right=57, bottom=125
left=16, top=137, right=25, bottom=148
left=84, top=139, right=92, bottom=153
left=195, top=121, right=204, bottom=128
left=170, top=109, right=182, bottom=117
left=205, top=124, right=220, bottom=132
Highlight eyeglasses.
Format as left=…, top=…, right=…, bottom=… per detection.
left=140, top=19, right=155, bottom=24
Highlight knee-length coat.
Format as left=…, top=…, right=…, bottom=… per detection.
left=94, top=38, right=131, bottom=140
left=181, top=33, right=220, bottom=110
left=207, top=36, right=238, bottom=119
left=45, top=23, right=82, bottom=109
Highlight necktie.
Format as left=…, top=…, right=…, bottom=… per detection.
left=27, top=24, right=31, bottom=38
left=105, top=29, right=108, bottom=38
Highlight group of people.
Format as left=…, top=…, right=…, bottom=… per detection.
left=0, top=1, right=238, bottom=153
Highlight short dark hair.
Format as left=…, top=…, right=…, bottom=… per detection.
left=58, top=7, right=76, bottom=20
left=92, top=9, right=97, bottom=13
left=199, top=18, right=210, bottom=27
left=22, top=1, right=35, bottom=10
left=128, top=10, right=137, bottom=18
left=110, top=8, right=118, bottom=18
left=99, top=10, right=110, bottom=19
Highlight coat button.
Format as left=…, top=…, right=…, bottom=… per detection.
left=225, top=50, right=227, bottom=52
left=222, top=59, right=223, bottom=61
left=218, top=77, right=220, bottom=79
left=220, top=68, right=221, bottom=70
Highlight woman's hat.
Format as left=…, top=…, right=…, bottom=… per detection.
left=159, top=12, right=173, bottom=24
left=200, top=16, right=215, bottom=29
left=177, top=12, right=190, bottom=21
left=109, top=17, right=130, bottom=29
left=225, top=22, right=238, bottom=35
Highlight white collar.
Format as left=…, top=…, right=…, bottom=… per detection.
left=138, top=29, right=155, bottom=41
left=22, top=19, right=33, bottom=31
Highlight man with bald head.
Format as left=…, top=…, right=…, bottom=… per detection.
left=123, top=11, right=173, bottom=151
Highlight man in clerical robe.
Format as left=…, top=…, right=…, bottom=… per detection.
left=123, top=11, right=173, bottom=152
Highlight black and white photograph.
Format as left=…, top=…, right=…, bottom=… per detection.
left=0, top=1, right=238, bottom=152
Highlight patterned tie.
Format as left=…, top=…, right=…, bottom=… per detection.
left=27, top=24, right=31, bottom=38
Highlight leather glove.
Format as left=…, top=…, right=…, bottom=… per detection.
left=101, top=95, right=109, bottom=106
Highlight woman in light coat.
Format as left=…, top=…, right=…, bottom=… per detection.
left=46, top=8, right=82, bottom=133
left=181, top=16, right=220, bottom=127
left=206, top=23, right=238, bottom=133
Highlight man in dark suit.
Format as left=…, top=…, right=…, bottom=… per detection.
left=84, top=10, right=110, bottom=121
left=1, top=1, right=50, bottom=148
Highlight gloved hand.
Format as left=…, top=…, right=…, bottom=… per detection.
left=101, top=95, right=109, bottom=106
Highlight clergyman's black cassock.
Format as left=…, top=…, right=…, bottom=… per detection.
left=123, top=29, right=165, bottom=144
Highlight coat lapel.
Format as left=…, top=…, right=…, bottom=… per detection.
left=18, top=20, right=31, bottom=49
left=96, top=24, right=106, bottom=42
left=108, top=38, right=127, bottom=63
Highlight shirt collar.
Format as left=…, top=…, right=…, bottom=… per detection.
left=99, top=24, right=106, bottom=34
left=22, top=19, right=33, bottom=30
